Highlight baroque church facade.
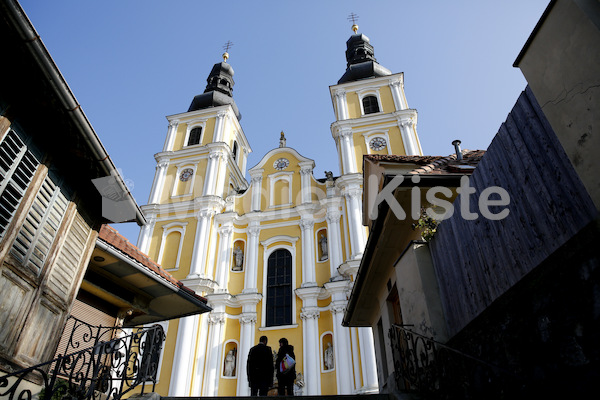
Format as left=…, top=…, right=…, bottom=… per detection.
left=136, top=25, right=422, bottom=396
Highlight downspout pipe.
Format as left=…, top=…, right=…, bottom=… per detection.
left=2, top=0, right=146, bottom=226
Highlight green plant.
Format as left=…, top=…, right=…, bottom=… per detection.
left=411, top=207, right=439, bottom=242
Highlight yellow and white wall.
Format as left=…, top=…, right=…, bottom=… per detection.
left=136, top=56, right=421, bottom=397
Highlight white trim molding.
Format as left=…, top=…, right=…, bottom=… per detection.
left=268, top=171, right=294, bottom=208
left=362, top=129, right=392, bottom=155
left=157, top=221, right=188, bottom=271
left=183, top=119, right=207, bottom=147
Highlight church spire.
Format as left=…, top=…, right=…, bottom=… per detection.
left=338, top=14, right=391, bottom=84
left=188, top=44, right=241, bottom=120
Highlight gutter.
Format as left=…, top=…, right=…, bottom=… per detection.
left=2, top=0, right=146, bottom=226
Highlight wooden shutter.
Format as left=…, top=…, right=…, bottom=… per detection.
left=47, top=213, right=92, bottom=301
left=11, top=176, right=68, bottom=275
left=0, top=130, right=39, bottom=239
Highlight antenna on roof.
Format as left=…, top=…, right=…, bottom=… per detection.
left=222, top=40, right=234, bottom=62
left=347, top=13, right=359, bottom=33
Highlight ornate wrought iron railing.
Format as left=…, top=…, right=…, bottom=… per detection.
left=389, top=324, right=526, bottom=399
left=0, top=317, right=165, bottom=400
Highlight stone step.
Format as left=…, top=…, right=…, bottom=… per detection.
left=161, top=395, right=394, bottom=400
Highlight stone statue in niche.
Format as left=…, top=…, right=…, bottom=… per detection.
left=319, top=234, right=328, bottom=261
left=224, top=349, right=236, bottom=376
left=324, top=342, right=334, bottom=370
left=232, top=245, right=243, bottom=271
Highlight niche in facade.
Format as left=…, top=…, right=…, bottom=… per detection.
left=232, top=240, right=245, bottom=271
left=223, top=342, right=238, bottom=377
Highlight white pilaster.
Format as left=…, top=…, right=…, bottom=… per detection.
left=389, top=79, right=408, bottom=111
left=137, top=214, right=155, bottom=254
left=296, top=286, right=322, bottom=396
left=215, top=157, right=229, bottom=198
left=236, top=293, right=262, bottom=396
left=250, top=170, right=263, bottom=211
left=148, top=159, right=169, bottom=204
left=191, top=313, right=210, bottom=396
left=203, top=150, right=223, bottom=196
left=163, top=119, right=179, bottom=151
left=203, top=297, right=227, bottom=396
left=324, top=200, right=343, bottom=277
left=342, top=184, right=366, bottom=259
left=189, top=210, right=214, bottom=278
left=299, top=162, right=314, bottom=204
left=213, top=110, right=227, bottom=142
left=215, top=223, right=233, bottom=291
left=334, top=89, right=349, bottom=120
left=398, top=113, right=421, bottom=156
left=357, top=327, right=379, bottom=392
left=243, top=220, right=260, bottom=292
left=325, top=280, right=354, bottom=394
left=168, top=314, right=199, bottom=396
left=338, top=128, right=357, bottom=175
left=299, top=217, right=316, bottom=286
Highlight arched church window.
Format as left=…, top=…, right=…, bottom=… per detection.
left=362, top=95, right=380, bottom=114
left=266, top=249, right=292, bottom=327
left=188, top=127, right=202, bottom=146
left=233, top=141, right=239, bottom=161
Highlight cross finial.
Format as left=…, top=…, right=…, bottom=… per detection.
left=222, top=40, right=234, bottom=62
left=347, top=13, right=359, bottom=33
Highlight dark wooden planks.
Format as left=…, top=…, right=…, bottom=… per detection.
left=430, top=87, right=597, bottom=337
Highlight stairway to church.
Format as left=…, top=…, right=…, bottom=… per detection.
left=160, top=396, right=395, bottom=400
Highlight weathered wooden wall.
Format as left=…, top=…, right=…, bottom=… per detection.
left=430, top=86, right=597, bottom=337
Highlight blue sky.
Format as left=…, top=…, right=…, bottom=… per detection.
left=18, top=0, right=550, bottom=244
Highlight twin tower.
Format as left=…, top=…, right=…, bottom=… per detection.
left=136, top=26, right=422, bottom=397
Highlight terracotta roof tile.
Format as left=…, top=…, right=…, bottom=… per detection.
left=98, top=225, right=207, bottom=303
left=366, top=150, right=485, bottom=176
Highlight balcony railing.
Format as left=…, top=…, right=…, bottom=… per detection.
left=389, top=324, right=525, bottom=399
left=0, top=316, right=165, bottom=400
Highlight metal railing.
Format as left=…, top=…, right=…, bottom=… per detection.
left=0, top=317, right=165, bottom=400
left=389, top=324, right=526, bottom=399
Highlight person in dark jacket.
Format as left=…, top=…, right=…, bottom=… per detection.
left=275, top=337, right=296, bottom=395
left=247, top=336, right=274, bottom=396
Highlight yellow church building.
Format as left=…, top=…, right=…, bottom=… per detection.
left=135, top=24, right=422, bottom=396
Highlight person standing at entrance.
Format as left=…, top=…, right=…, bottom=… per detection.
left=276, top=337, right=296, bottom=396
left=247, top=336, right=274, bottom=396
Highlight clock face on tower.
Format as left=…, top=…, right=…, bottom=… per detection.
left=179, top=168, right=193, bottom=182
left=273, top=158, right=290, bottom=170
left=369, top=137, right=387, bottom=151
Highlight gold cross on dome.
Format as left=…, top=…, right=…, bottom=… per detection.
left=222, top=40, right=234, bottom=61
left=347, top=13, right=359, bottom=33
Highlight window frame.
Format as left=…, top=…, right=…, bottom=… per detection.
left=156, top=222, right=188, bottom=271
left=260, top=236, right=298, bottom=329
left=356, top=88, right=383, bottom=116
left=183, top=120, right=207, bottom=148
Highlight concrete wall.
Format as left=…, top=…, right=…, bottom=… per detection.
left=517, top=0, right=600, bottom=210
left=394, top=243, right=448, bottom=342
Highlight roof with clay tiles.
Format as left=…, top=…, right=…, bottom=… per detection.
left=365, top=149, right=486, bottom=176
left=98, top=224, right=207, bottom=303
